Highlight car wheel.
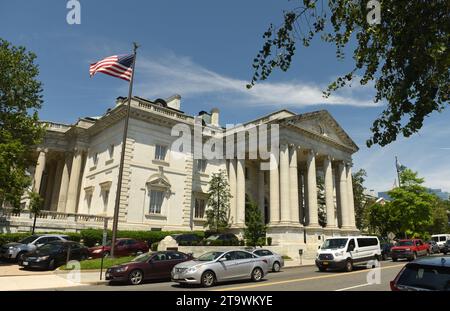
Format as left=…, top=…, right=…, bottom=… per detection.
left=272, top=261, right=281, bottom=272
left=80, top=254, right=88, bottom=261
left=16, top=251, right=26, bottom=262
left=201, top=271, right=216, bottom=287
left=392, top=258, right=398, bottom=262
left=344, top=259, right=353, bottom=272
left=48, top=259, right=56, bottom=270
left=251, top=267, right=263, bottom=282
left=103, top=251, right=110, bottom=258
left=128, top=269, right=144, bottom=285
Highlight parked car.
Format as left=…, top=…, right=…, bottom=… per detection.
left=380, top=242, right=394, bottom=261
left=390, top=256, right=450, bottom=291
left=0, top=234, right=69, bottom=261
left=252, top=249, right=284, bottom=272
left=88, top=238, right=149, bottom=258
left=391, top=239, right=429, bottom=262
left=442, top=240, right=450, bottom=255
left=203, top=233, right=239, bottom=246
left=106, top=251, right=193, bottom=285
left=431, top=234, right=450, bottom=252
left=171, top=250, right=270, bottom=287
left=19, top=240, right=89, bottom=270
left=172, top=233, right=202, bottom=245
left=315, top=236, right=381, bottom=272
left=427, top=240, right=440, bottom=254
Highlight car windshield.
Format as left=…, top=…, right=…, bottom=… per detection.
left=398, top=241, right=414, bottom=246
left=19, top=235, right=40, bottom=244
left=322, top=238, right=348, bottom=249
left=132, top=253, right=152, bottom=262
left=197, top=252, right=223, bottom=261
left=38, top=243, right=63, bottom=252
left=397, top=264, right=450, bottom=291
left=432, top=237, right=439, bottom=242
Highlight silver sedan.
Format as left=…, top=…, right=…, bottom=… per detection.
left=252, top=249, right=284, bottom=272
left=171, top=250, right=270, bottom=287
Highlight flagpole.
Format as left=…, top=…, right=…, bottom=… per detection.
left=395, top=156, right=401, bottom=188
left=111, top=42, right=139, bottom=258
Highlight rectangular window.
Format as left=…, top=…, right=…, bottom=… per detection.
left=86, top=194, right=93, bottom=211
left=196, top=159, right=207, bottom=173
left=194, top=198, right=206, bottom=219
left=108, top=144, right=114, bottom=158
left=149, top=190, right=164, bottom=214
left=102, top=190, right=109, bottom=212
left=155, top=145, right=167, bottom=161
left=93, top=153, right=98, bottom=165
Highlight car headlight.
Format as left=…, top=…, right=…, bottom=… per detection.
left=36, top=256, right=49, bottom=262
left=334, top=251, right=344, bottom=257
left=187, top=266, right=198, bottom=273
left=115, top=266, right=128, bottom=273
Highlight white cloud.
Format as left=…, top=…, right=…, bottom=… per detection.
left=133, top=52, right=380, bottom=108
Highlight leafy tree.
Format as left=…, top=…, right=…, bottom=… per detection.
left=0, top=39, right=44, bottom=208
left=244, top=199, right=266, bottom=246
left=351, top=169, right=376, bottom=230
left=28, top=191, right=43, bottom=234
left=427, top=198, right=450, bottom=234
left=316, top=175, right=326, bottom=227
left=205, top=169, right=231, bottom=233
left=249, top=1, right=449, bottom=147
left=366, top=201, right=394, bottom=237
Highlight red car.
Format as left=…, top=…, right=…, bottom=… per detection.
left=89, top=238, right=149, bottom=258
left=391, top=239, right=429, bottom=262
left=106, top=251, right=193, bottom=285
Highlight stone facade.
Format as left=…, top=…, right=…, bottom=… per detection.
left=1, top=95, right=359, bottom=254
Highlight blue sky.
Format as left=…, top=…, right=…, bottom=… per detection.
left=1, top=0, right=449, bottom=194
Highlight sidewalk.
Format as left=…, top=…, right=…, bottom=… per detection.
left=284, top=259, right=315, bottom=268
left=0, top=271, right=108, bottom=291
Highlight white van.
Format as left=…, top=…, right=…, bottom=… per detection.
left=315, top=236, right=381, bottom=272
left=431, top=234, right=450, bottom=251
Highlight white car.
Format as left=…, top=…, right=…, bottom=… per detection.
left=315, top=236, right=381, bottom=272
left=252, top=249, right=284, bottom=272
left=431, top=234, right=450, bottom=252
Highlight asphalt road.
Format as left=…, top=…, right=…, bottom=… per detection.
left=46, top=260, right=407, bottom=291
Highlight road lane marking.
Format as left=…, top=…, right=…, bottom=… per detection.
left=211, top=263, right=404, bottom=291
left=335, top=283, right=372, bottom=291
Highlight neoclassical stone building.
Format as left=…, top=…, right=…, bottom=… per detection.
left=1, top=95, right=358, bottom=253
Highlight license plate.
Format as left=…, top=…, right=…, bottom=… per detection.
left=23, top=261, right=28, bottom=266
left=322, top=261, right=329, bottom=265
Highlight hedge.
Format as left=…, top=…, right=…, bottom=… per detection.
left=0, top=230, right=205, bottom=248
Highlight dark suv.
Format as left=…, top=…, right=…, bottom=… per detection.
left=442, top=240, right=450, bottom=255
left=172, top=234, right=202, bottom=245
left=390, top=256, right=450, bottom=291
left=204, top=233, right=239, bottom=246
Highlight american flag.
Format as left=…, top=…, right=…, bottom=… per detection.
left=89, top=54, right=134, bottom=81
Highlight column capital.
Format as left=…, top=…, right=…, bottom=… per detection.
left=37, top=147, right=49, bottom=153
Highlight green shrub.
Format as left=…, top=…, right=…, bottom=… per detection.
left=0, top=233, right=30, bottom=247
left=151, top=242, right=159, bottom=251
left=267, top=237, right=272, bottom=246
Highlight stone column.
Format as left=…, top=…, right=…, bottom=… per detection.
left=289, top=146, right=300, bottom=224
left=258, top=169, right=265, bottom=222
left=236, top=159, right=245, bottom=225
left=33, top=150, right=47, bottom=193
left=346, top=164, right=356, bottom=228
left=43, top=161, right=56, bottom=210
left=65, top=148, right=84, bottom=214
left=50, top=157, right=64, bottom=211
left=269, top=153, right=280, bottom=224
left=279, top=144, right=290, bottom=223
left=228, top=159, right=237, bottom=224
left=338, top=161, right=351, bottom=228
left=324, top=156, right=336, bottom=228
left=298, top=170, right=304, bottom=224
left=306, top=150, right=319, bottom=227
left=57, top=153, right=72, bottom=212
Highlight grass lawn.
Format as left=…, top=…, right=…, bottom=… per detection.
left=60, top=256, right=135, bottom=270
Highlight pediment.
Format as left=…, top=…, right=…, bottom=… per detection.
left=281, top=110, right=358, bottom=152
